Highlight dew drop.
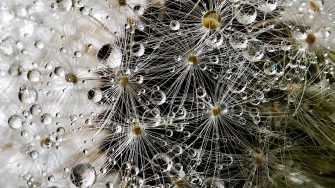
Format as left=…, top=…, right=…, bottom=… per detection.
left=70, top=163, right=97, bottom=188
left=8, top=115, right=23, bottom=129
left=27, top=69, right=41, bottom=82
left=18, top=85, right=38, bottom=104
left=131, top=43, right=145, bottom=57
left=170, top=20, right=180, bottom=31
left=235, top=4, right=257, bottom=25
left=87, top=88, right=103, bottom=103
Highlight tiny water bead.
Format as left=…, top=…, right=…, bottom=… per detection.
left=8, top=115, right=23, bottom=129
left=71, top=163, right=97, bottom=188
left=131, top=43, right=145, bottom=57
left=202, top=10, right=221, bottom=30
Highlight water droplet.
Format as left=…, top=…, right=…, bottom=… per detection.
left=152, top=153, right=173, bottom=172
left=87, top=88, right=103, bottom=103
left=243, top=40, right=264, bottom=62
left=131, top=43, right=145, bottom=57
left=48, top=175, right=55, bottom=182
left=229, top=32, right=248, bottom=49
left=30, top=104, right=42, bottom=116
left=235, top=4, right=257, bottom=25
left=170, top=20, right=180, bottom=31
left=74, top=50, right=82, bottom=58
left=258, top=0, right=278, bottom=12
left=196, top=87, right=207, bottom=98
left=150, top=90, right=166, bottom=105
left=8, top=115, right=23, bottom=129
left=41, top=113, right=52, bottom=125
left=18, top=85, right=38, bottom=104
left=27, top=69, right=41, bottom=82
left=54, top=66, right=65, bottom=77
left=97, top=43, right=112, bottom=61
left=202, top=177, right=225, bottom=188
left=70, top=163, right=97, bottom=188
left=34, top=40, right=44, bottom=49
left=30, top=150, right=39, bottom=159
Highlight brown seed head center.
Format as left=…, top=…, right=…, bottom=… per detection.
left=305, top=33, right=316, bottom=45
left=119, top=0, right=127, bottom=6
left=175, top=178, right=186, bottom=187
left=131, top=124, right=143, bottom=136
left=188, top=54, right=198, bottom=65
left=65, top=73, right=78, bottom=83
left=211, top=106, right=221, bottom=116
left=118, top=76, right=130, bottom=87
left=202, top=10, right=221, bottom=30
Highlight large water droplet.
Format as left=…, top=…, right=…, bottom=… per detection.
left=201, top=177, right=225, bottom=188
left=150, top=90, right=166, bottom=105
left=18, top=85, right=38, bottom=104
left=152, top=153, right=173, bottom=172
left=87, top=88, right=103, bottom=103
left=8, top=115, right=23, bottom=129
left=71, top=163, right=97, bottom=188
left=170, top=20, right=180, bottom=31
left=235, top=4, right=257, bottom=25
left=27, top=69, right=41, bottom=82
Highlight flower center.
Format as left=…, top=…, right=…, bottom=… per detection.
left=118, top=76, right=130, bottom=87
left=188, top=54, right=198, bottom=65
left=202, top=10, right=221, bottom=30
left=65, top=73, right=78, bottom=83
left=305, top=33, right=316, bottom=45
left=211, top=106, right=221, bottom=116
left=131, top=124, right=143, bottom=136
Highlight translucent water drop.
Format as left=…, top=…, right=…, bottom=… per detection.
left=27, top=69, right=41, bottom=82
left=41, top=113, right=52, bottom=125
left=71, top=163, right=97, bottom=188
left=8, top=64, right=23, bottom=76
left=8, top=115, right=23, bottom=129
left=170, top=20, right=180, bottom=31
left=134, top=5, right=145, bottom=15
left=58, top=0, right=72, bottom=11
left=152, top=153, right=173, bottom=172
left=229, top=33, right=248, bottom=49
left=235, top=4, right=257, bottom=25
left=18, top=85, right=38, bottom=104
left=48, top=175, right=55, bottom=182
left=207, top=32, right=224, bottom=48
left=30, top=104, right=42, bottom=116
left=201, top=177, right=225, bottom=188
left=258, top=0, right=278, bottom=12
left=54, top=66, right=65, bottom=77
left=30, top=150, right=39, bottom=159
left=34, top=40, right=44, bottom=49
left=87, top=88, right=103, bottom=103
left=106, top=48, right=122, bottom=68
left=97, top=43, right=112, bottom=61
left=196, top=87, right=207, bottom=98
left=131, top=43, right=145, bottom=57
left=74, top=50, right=82, bottom=58
left=243, top=40, right=264, bottom=62
left=263, top=61, right=277, bottom=75
left=150, top=90, right=166, bottom=105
